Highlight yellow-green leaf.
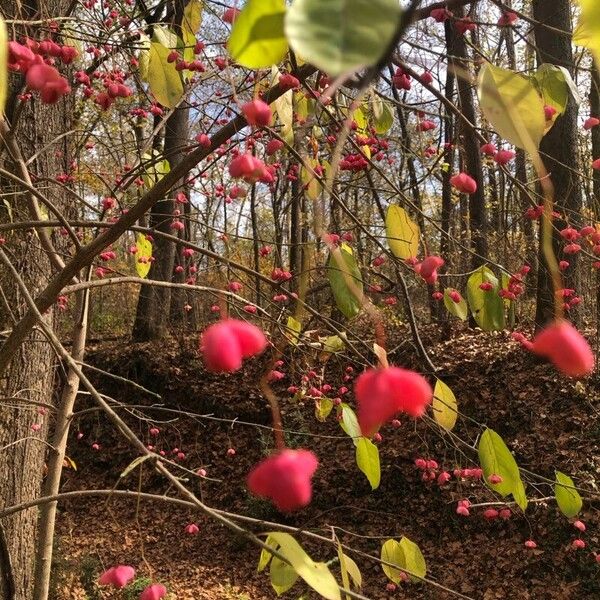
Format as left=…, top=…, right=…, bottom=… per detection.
left=258, top=535, right=278, bottom=572
left=315, top=397, right=333, bottom=422
left=270, top=555, right=299, bottom=595
left=372, top=95, right=394, bottom=134
left=477, top=63, right=546, bottom=152
left=284, top=0, right=402, bottom=77
left=574, top=0, right=600, bottom=66
left=147, top=42, right=184, bottom=108
left=443, top=288, right=468, bottom=321
left=182, top=0, right=203, bottom=36
left=285, top=316, right=302, bottom=346
left=267, top=532, right=341, bottom=600
left=228, top=0, right=288, bottom=68
left=327, top=245, right=364, bottom=319
left=478, top=428, right=528, bottom=511
left=381, top=539, right=405, bottom=584
left=398, top=537, right=426, bottom=582
left=432, top=379, right=458, bottom=431
left=555, top=471, right=582, bottom=518
left=337, top=541, right=362, bottom=598
left=135, top=233, right=153, bottom=278
left=0, top=17, right=7, bottom=115
left=466, top=265, right=505, bottom=331
left=339, top=404, right=361, bottom=443
left=322, top=335, right=345, bottom=353
left=355, top=437, right=380, bottom=490
left=385, top=205, right=420, bottom=259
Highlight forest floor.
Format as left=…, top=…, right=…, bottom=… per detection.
left=53, top=321, right=600, bottom=600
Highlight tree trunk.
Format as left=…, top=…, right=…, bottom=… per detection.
left=0, top=2, right=73, bottom=598
left=532, top=0, right=582, bottom=328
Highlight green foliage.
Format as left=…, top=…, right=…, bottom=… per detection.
left=466, top=266, right=505, bottom=331
left=182, top=0, right=203, bottom=36
left=574, top=0, right=600, bottom=65
left=228, top=0, right=288, bottom=68
left=285, top=0, right=402, bottom=76
left=371, top=93, right=394, bottom=134
left=315, top=397, right=333, bottom=422
left=135, top=233, right=152, bottom=278
left=477, top=63, right=546, bottom=152
left=327, top=244, right=363, bottom=319
left=385, top=205, right=420, bottom=259
left=478, top=428, right=528, bottom=511
left=554, top=471, right=583, bottom=518
left=432, top=379, right=458, bottom=431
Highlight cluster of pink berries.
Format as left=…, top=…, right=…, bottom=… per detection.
left=9, top=39, right=72, bottom=104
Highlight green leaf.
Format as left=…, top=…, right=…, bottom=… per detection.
left=315, top=397, right=333, bottom=422
left=443, top=288, right=468, bottom=321
left=258, top=535, right=278, bottom=572
left=372, top=96, right=394, bottom=134
left=327, top=245, right=363, bottom=319
left=432, top=379, right=458, bottom=431
left=478, top=428, right=528, bottom=511
left=339, top=404, right=361, bottom=443
left=355, top=437, right=380, bottom=490
left=153, top=26, right=178, bottom=49
left=477, top=63, right=546, bottom=152
left=555, top=471, right=582, bottom=518
left=285, top=316, right=302, bottom=346
left=0, top=17, right=7, bottom=115
left=284, top=0, right=402, bottom=76
left=385, top=205, right=420, bottom=260
left=142, top=151, right=170, bottom=188
left=182, top=0, right=203, bottom=36
left=228, top=0, right=288, bottom=68
left=531, top=64, right=579, bottom=121
left=337, top=543, right=362, bottom=592
left=380, top=539, right=405, bottom=584
left=270, top=555, right=299, bottom=595
left=322, top=335, right=345, bottom=354
left=398, top=537, right=426, bottom=582
left=135, top=233, right=153, bottom=279
left=267, top=532, right=341, bottom=600
left=466, top=266, right=505, bottom=331
left=146, top=42, right=184, bottom=108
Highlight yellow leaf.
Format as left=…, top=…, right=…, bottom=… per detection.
left=381, top=539, right=405, bottom=584
left=146, top=42, right=184, bottom=108
left=135, top=233, right=153, bottom=278
left=385, top=205, right=420, bottom=259
left=477, top=63, right=545, bottom=152
left=285, top=316, right=301, bottom=346
left=267, top=532, right=341, bottom=600
left=574, top=0, right=600, bottom=65
left=182, top=0, right=203, bottom=36
left=433, top=379, right=458, bottom=431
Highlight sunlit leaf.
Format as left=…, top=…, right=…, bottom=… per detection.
left=339, top=404, right=361, bottom=442
left=398, top=537, right=426, bottom=582
left=285, top=0, right=402, bottom=76
left=477, top=63, right=546, bottom=152
left=315, top=397, right=333, bottom=422
left=432, top=379, right=458, bottom=431
left=555, top=471, right=582, bottom=518
left=182, top=0, right=203, bottom=36
left=258, top=535, right=278, bottom=572
left=285, top=316, right=302, bottom=346
left=372, top=95, right=394, bottom=134
left=355, top=437, right=380, bottom=490
left=532, top=63, right=579, bottom=121
left=574, top=0, right=600, bottom=66
left=267, top=532, right=341, bottom=600
left=228, top=0, right=288, bottom=68
left=270, top=555, right=298, bottom=595
left=147, top=41, right=184, bottom=108
left=385, top=205, right=420, bottom=259
left=135, top=233, right=153, bottom=279
left=380, top=539, right=404, bottom=584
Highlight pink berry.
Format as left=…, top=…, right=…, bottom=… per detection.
left=572, top=539, right=586, bottom=549
left=524, top=540, right=537, bottom=549
left=574, top=520, right=586, bottom=532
